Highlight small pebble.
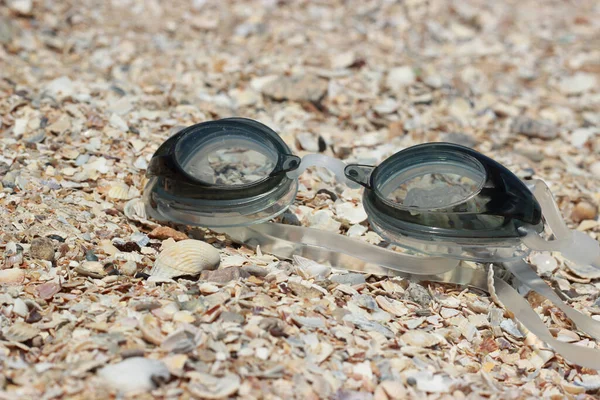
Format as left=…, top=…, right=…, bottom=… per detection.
left=403, top=282, right=432, bottom=307
left=260, top=74, right=328, bottom=103
left=572, top=201, right=598, bottom=223
left=511, top=116, right=558, bottom=140
left=85, top=250, right=99, bottom=261
left=30, top=238, right=56, bottom=261
left=281, top=212, right=301, bottom=226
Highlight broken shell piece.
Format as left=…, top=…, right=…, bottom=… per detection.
left=107, top=182, right=132, bottom=200
left=187, top=373, right=241, bottom=399
left=124, top=198, right=160, bottom=228
left=150, top=240, right=220, bottom=279
left=12, top=298, right=28, bottom=318
left=375, top=295, right=409, bottom=317
left=4, top=242, right=23, bottom=268
left=335, top=202, right=368, bottom=225
left=293, top=255, right=331, bottom=279
left=400, top=331, right=442, bottom=347
left=97, top=357, right=170, bottom=394
left=36, top=280, right=61, bottom=299
left=0, top=268, right=25, bottom=285
left=74, top=261, right=107, bottom=279
left=3, top=321, right=40, bottom=342
left=556, top=329, right=579, bottom=343
left=124, top=198, right=147, bottom=220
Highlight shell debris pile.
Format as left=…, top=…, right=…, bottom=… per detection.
left=1, top=0, right=600, bottom=398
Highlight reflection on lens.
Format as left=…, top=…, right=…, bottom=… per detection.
left=385, top=173, right=480, bottom=209
left=183, top=147, right=275, bottom=185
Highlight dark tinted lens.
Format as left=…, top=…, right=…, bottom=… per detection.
left=374, top=151, right=487, bottom=211
left=382, top=171, right=483, bottom=209
left=176, top=135, right=278, bottom=186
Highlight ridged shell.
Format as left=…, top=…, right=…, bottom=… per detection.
left=150, top=240, right=220, bottom=279
left=124, top=198, right=160, bottom=228
left=108, top=183, right=131, bottom=200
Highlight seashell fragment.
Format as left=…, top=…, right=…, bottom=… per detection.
left=293, top=255, right=331, bottom=279
left=36, top=280, right=61, bottom=299
left=151, top=240, right=220, bottom=279
left=0, top=268, right=25, bottom=285
left=124, top=198, right=160, bottom=228
left=400, top=330, right=442, bottom=347
left=375, top=295, right=409, bottom=317
left=4, top=242, right=23, bottom=269
left=12, top=298, right=28, bottom=318
left=3, top=321, right=40, bottom=342
left=107, top=182, right=132, bottom=200
left=335, top=202, right=368, bottom=225
left=187, top=373, right=241, bottom=399
left=74, top=261, right=107, bottom=279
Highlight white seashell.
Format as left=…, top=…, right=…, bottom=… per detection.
left=151, top=240, right=220, bottom=279
left=98, top=357, right=170, bottom=394
left=124, top=198, right=146, bottom=219
left=12, top=298, right=29, bottom=318
left=0, top=268, right=25, bottom=285
left=108, top=182, right=132, bottom=200
left=124, top=198, right=160, bottom=228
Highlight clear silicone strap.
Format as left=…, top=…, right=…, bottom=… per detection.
left=523, top=179, right=600, bottom=268
left=503, top=260, right=600, bottom=341
left=494, top=277, right=600, bottom=370
left=217, top=223, right=460, bottom=276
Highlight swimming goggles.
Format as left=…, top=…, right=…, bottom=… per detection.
left=143, top=118, right=600, bottom=369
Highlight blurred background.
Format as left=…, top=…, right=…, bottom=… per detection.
left=2, top=0, right=598, bottom=165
